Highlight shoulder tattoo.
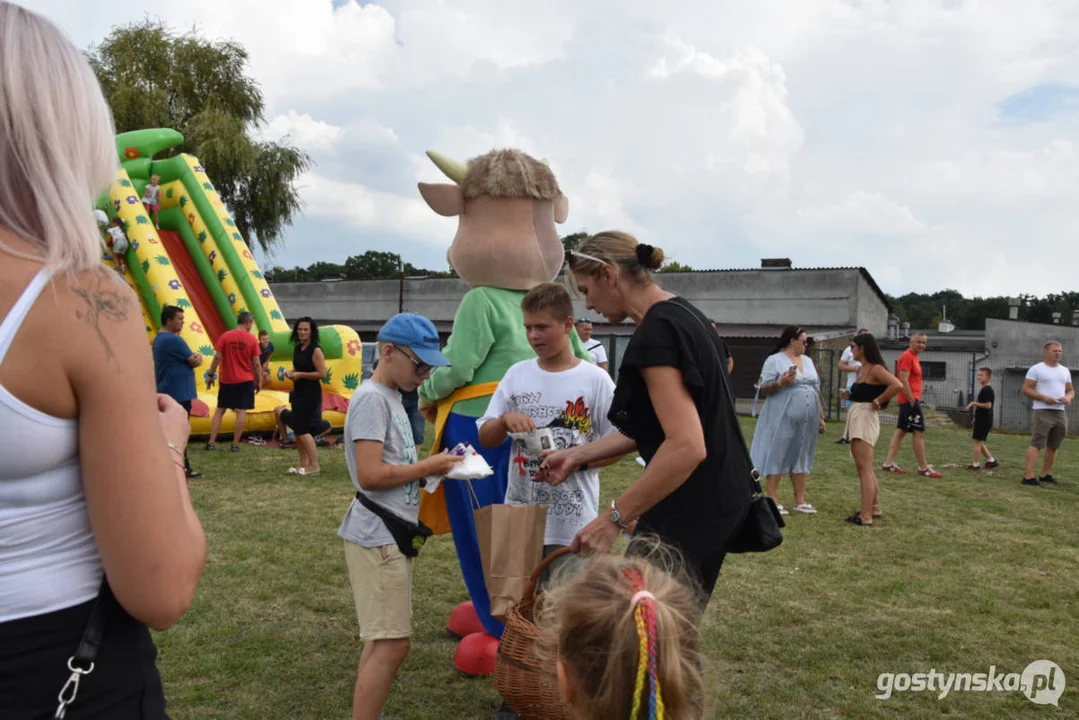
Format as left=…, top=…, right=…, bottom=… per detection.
left=72, top=277, right=132, bottom=362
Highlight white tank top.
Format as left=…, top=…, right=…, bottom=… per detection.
left=0, top=270, right=102, bottom=623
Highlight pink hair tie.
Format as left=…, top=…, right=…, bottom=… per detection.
left=630, top=590, right=654, bottom=609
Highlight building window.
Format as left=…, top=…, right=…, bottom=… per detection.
left=920, top=360, right=948, bottom=380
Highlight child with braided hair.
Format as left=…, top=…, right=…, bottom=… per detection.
left=540, top=553, right=705, bottom=719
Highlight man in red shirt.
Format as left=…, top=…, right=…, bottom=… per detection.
left=882, top=333, right=943, bottom=477
left=204, top=311, right=262, bottom=451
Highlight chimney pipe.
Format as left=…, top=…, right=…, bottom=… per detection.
left=887, top=315, right=899, bottom=341
left=901, top=322, right=911, bottom=339
left=1072, top=314, right=1078, bottom=327
left=1008, top=297, right=1020, bottom=320
left=1052, top=312, right=1062, bottom=325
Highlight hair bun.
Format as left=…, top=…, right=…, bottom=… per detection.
left=635, top=243, right=665, bottom=270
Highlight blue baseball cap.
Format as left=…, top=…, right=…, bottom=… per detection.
left=576, top=317, right=592, bottom=323
left=377, top=313, right=450, bottom=367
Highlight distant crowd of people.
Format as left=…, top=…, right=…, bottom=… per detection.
left=747, top=327, right=1073, bottom=527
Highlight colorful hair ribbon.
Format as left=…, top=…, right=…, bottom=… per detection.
left=624, top=569, right=665, bottom=719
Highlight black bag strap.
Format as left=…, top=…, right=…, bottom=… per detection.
left=665, top=299, right=764, bottom=496
left=354, top=491, right=432, bottom=557
left=55, top=578, right=113, bottom=718
left=355, top=490, right=423, bottom=528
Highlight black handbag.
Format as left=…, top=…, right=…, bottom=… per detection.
left=668, top=300, right=784, bottom=553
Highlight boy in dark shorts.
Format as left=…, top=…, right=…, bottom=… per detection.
left=966, top=367, right=998, bottom=470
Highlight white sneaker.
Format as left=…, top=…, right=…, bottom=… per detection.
left=793, top=503, right=817, bottom=514
left=775, top=503, right=790, bottom=516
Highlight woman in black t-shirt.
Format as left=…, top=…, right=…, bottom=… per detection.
left=536, top=231, right=752, bottom=599
left=273, top=317, right=327, bottom=476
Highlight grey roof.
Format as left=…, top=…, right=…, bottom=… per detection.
left=879, top=329, right=986, bottom=352
left=655, top=266, right=892, bottom=312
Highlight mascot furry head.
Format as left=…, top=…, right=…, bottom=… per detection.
left=419, top=148, right=568, bottom=290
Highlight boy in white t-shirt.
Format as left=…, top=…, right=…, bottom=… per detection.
left=478, top=283, right=619, bottom=585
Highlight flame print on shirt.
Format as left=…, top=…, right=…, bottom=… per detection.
left=548, top=396, right=593, bottom=436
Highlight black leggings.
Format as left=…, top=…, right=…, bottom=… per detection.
left=0, top=597, right=168, bottom=719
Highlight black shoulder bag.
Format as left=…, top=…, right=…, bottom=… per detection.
left=668, top=301, right=785, bottom=553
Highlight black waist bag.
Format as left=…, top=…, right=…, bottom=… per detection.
left=355, top=492, right=433, bottom=557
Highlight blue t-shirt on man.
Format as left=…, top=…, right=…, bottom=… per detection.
left=153, top=331, right=197, bottom=403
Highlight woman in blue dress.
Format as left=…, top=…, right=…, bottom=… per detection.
left=750, top=326, right=826, bottom=515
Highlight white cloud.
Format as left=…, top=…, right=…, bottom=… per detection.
left=349, top=117, right=400, bottom=147
left=259, top=111, right=344, bottom=152
left=648, top=33, right=729, bottom=80
left=30, top=0, right=1079, bottom=295
left=297, top=173, right=453, bottom=247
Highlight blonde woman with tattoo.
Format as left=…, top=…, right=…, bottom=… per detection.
left=0, top=5, right=206, bottom=717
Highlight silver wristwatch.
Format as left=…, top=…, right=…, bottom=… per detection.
left=610, top=499, right=630, bottom=530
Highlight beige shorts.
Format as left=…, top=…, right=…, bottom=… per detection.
left=344, top=541, right=413, bottom=642
left=844, top=402, right=881, bottom=447
left=1031, top=410, right=1068, bottom=450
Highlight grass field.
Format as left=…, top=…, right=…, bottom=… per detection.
left=158, top=420, right=1078, bottom=719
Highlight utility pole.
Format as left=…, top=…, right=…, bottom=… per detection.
left=398, top=256, right=405, bottom=314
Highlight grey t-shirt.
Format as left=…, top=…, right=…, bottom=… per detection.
left=338, top=380, right=420, bottom=548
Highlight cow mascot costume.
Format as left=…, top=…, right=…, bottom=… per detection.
left=416, top=148, right=591, bottom=673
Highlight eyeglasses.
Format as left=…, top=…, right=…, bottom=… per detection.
left=392, top=345, right=432, bottom=376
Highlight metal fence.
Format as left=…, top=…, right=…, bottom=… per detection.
left=988, top=355, right=1079, bottom=434
left=415, top=333, right=1077, bottom=435
left=607, top=336, right=845, bottom=420
left=872, top=350, right=1079, bottom=435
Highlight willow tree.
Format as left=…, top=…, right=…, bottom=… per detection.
left=87, top=20, right=310, bottom=253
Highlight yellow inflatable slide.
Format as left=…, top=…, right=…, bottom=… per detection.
left=98, top=129, right=361, bottom=436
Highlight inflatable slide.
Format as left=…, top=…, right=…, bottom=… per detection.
left=98, top=129, right=361, bottom=436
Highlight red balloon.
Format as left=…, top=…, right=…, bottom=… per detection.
left=447, top=601, right=485, bottom=638
left=454, top=631, right=500, bottom=677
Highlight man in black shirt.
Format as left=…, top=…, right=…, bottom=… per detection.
left=966, top=367, right=998, bottom=470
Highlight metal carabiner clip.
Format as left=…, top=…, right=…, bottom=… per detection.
left=54, top=656, right=95, bottom=719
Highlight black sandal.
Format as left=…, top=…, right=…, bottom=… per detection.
left=845, top=513, right=873, bottom=526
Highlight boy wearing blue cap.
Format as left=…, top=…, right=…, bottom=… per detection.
left=339, top=313, right=464, bottom=720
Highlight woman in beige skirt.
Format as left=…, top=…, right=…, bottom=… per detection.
left=844, top=334, right=903, bottom=526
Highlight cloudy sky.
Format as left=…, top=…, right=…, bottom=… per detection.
left=31, top=0, right=1079, bottom=296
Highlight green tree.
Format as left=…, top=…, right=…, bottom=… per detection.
left=345, top=251, right=403, bottom=280
left=561, top=231, right=588, bottom=258
left=87, top=20, right=310, bottom=253
left=659, top=261, right=694, bottom=273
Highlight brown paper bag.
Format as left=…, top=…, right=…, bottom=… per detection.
left=474, top=503, right=547, bottom=622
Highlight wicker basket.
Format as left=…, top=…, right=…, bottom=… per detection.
left=493, top=547, right=573, bottom=720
